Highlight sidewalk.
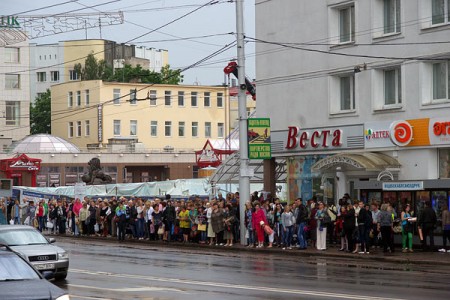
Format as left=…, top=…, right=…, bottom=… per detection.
left=48, top=234, right=450, bottom=267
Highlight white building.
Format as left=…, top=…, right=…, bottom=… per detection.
left=256, top=0, right=450, bottom=218
left=0, top=40, right=31, bottom=148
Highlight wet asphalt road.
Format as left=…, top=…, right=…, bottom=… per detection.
left=53, top=239, right=450, bottom=300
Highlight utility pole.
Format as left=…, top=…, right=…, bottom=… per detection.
left=236, top=0, right=250, bottom=246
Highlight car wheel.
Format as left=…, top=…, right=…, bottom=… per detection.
left=54, top=273, right=67, bottom=281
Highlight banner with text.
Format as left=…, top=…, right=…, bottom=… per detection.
left=248, top=118, right=271, bottom=160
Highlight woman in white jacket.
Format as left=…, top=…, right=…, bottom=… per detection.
left=206, top=202, right=215, bottom=245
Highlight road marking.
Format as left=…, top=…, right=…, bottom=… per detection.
left=68, top=284, right=186, bottom=293
left=69, top=269, right=407, bottom=300
left=69, top=295, right=112, bottom=300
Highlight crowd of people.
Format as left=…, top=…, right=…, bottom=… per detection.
left=1, top=192, right=450, bottom=254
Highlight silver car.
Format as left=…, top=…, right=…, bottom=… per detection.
left=0, top=225, right=69, bottom=281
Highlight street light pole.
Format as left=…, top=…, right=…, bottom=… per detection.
left=235, top=0, right=250, bottom=246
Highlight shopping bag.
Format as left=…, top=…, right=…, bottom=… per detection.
left=46, top=221, right=54, bottom=229
left=24, top=216, right=30, bottom=226
left=197, top=224, right=207, bottom=231
left=9, top=219, right=14, bottom=225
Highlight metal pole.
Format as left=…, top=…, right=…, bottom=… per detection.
left=236, top=0, right=250, bottom=246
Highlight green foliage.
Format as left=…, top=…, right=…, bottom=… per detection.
left=30, top=89, right=51, bottom=135
left=108, top=64, right=162, bottom=84
left=74, top=53, right=111, bottom=81
left=160, top=65, right=183, bottom=84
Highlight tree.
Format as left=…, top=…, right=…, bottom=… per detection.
left=74, top=53, right=111, bottom=81
left=30, top=89, right=51, bottom=134
left=109, top=64, right=162, bottom=83
left=160, top=65, right=183, bottom=84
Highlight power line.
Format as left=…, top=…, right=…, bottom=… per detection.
left=11, top=0, right=78, bottom=15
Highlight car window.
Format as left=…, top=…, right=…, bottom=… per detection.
left=0, top=230, right=49, bottom=246
left=0, top=254, right=40, bottom=281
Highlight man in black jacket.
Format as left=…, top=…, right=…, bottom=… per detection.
left=295, top=198, right=308, bottom=250
left=419, top=202, right=437, bottom=251
left=163, top=196, right=176, bottom=242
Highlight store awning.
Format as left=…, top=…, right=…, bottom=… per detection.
left=311, top=152, right=401, bottom=172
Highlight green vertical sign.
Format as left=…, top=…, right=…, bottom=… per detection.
left=248, top=118, right=271, bottom=159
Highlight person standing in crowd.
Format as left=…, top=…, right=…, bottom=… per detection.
left=145, top=200, right=154, bottom=240
left=356, top=201, right=370, bottom=254
left=206, top=202, right=215, bottom=245
left=210, top=202, right=225, bottom=246
left=252, top=203, right=267, bottom=248
left=281, top=205, right=295, bottom=250
left=0, top=199, right=7, bottom=225
left=327, top=201, right=338, bottom=245
left=6, top=198, right=14, bottom=224
left=441, top=204, right=450, bottom=253
left=72, top=198, right=82, bottom=236
left=79, top=202, right=89, bottom=236
left=418, top=201, right=437, bottom=251
left=26, top=201, right=37, bottom=227
left=273, top=203, right=283, bottom=247
left=344, top=203, right=356, bottom=253
left=163, top=198, right=176, bottom=242
left=57, top=200, right=67, bottom=235
left=401, top=204, right=415, bottom=253
left=36, top=202, right=45, bottom=232
left=135, top=199, right=145, bottom=240
left=152, top=204, right=163, bottom=241
left=295, top=198, right=308, bottom=250
left=378, top=203, right=394, bottom=253
left=197, top=206, right=207, bottom=244
left=337, top=205, right=347, bottom=251
left=100, top=201, right=111, bottom=237
left=223, top=204, right=235, bottom=246
left=11, top=200, right=21, bottom=225
left=244, top=202, right=254, bottom=247
left=109, top=199, right=118, bottom=238
left=309, top=201, right=318, bottom=249
left=87, top=200, right=96, bottom=236
left=179, top=205, right=191, bottom=243
left=116, top=201, right=127, bottom=242
left=315, top=202, right=328, bottom=251
left=370, top=202, right=380, bottom=249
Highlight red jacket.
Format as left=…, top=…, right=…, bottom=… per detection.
left=36, top=206, right=44, bottom=217
left=252, top=209, right=267, bottom=229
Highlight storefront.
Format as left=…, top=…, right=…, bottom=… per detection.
left=0, top=154, right=42, bottom=187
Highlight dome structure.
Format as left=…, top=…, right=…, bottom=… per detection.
left=8, top=134, right=81, bottom=154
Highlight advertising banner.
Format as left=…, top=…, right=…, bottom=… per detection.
left=248, top=118, right=271, bottom=159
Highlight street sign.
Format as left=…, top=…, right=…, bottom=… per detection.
left=248, top=118, right=271, bottom=160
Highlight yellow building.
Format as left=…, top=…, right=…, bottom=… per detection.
left=51, top=80, right=229, bottom=151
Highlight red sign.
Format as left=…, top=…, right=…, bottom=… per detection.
left=10, top=160, right=39, bottom=171
left=285, top=127, right=343, bottom=150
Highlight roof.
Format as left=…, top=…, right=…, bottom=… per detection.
left=8, top=134, right=81, bottom=154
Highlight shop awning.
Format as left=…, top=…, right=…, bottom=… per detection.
left=311, top=152, right=401, bottom=172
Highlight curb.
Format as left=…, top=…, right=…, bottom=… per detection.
left=47, top=234, right=450, bottom=267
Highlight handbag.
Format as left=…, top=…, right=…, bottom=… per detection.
left=33, top=218, right=39, bottom=228
left=197, top=224, right=207, bottom=231
left=393, top=225, right=402, bottom=233
left=157, top=225, right=164, bottom=235
left=46, top=221, right=54, bottom=229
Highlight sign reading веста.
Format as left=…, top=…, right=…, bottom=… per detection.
left=248, top=118, right=271, bottom=159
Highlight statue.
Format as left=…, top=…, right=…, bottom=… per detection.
left=81, top=157, right=112, bottom=185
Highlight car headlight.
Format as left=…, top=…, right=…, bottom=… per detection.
left=58, top=252, right=69, bottom=260
left=56, top=295, right=70, bottom=300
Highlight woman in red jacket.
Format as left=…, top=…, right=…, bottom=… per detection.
left=252, top=203, right=267, bottom=248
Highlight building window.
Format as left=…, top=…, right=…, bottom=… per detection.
left=217, top=92, right=223, bottom=108
left=432, top=61, right=450, bottom=101
left=113, top=89, right=121, bottom=105
left=150, top=121, right=158, bottom=137
left=130, top=89, right=137, bottom=105
left=76, top=121, right=82, bottom=137
left=85, top=90, right=90, bottom=105
left=178, top=121, right=185, bottom=137
left=178, top=91, right=185, bottom=106
left=218, top=122, right=224, bottom=138
left=205, top=122, right=211, bottom=138
left=204, top=92, right=211, bottom=107
left=113, top=120, right=121, bottom=136
left=4, top=47, right=19, bottom=63
left=340, top=75, right=355, bottom=111
left=384, top=68, right=402, bottom=105
left=130, top=120, right=137, bottom=136
left=384, top=0, right=401, bottom=34
left=191, top=92, right=198, bottom=107
left=85, top=120, right=90, bottom=136
left=192, top=122, right=198, bottom=137
left=68, top=92, right=73, bottom=107
left=76, top=91, right=81, bottom=106
left=68, top=122, right=74, bottom=138
left=5, top=74, right=20, bottom=89
left=165, top=91, right=171, bottom=106
left=339, top=5, right=355, bottom=43
left=37, top=72, right=46, bottom=82
left=50, top=71, right=59, bottom=82
left=432, top=0, right=450, bottom=25
left=149, top=90, right=157, bottom=106
left=5, top=101, right=20, bottom=126
left=69, top=70, right=79, bottom=81
left=165, top=121, right=172, bottom=137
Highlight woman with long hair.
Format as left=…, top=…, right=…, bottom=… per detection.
left=401, top=204, right=414, bottom=253
left=252, top=203, right=267, bottom=248
left=281, top=205, right=295, bottom=250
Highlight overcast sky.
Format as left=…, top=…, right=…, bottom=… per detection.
left=3, top=0, right=256, bottom=85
